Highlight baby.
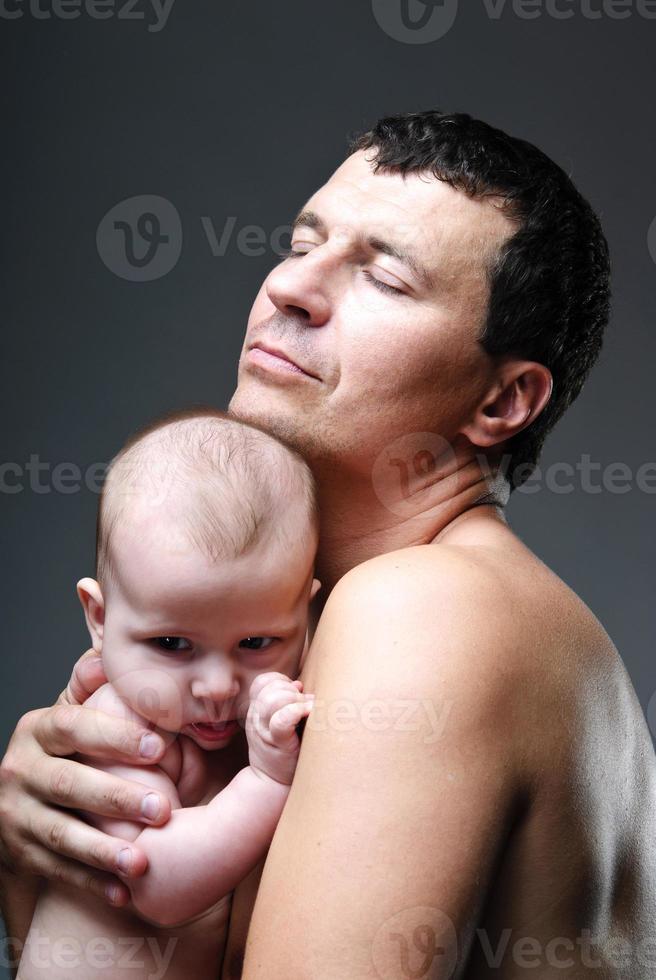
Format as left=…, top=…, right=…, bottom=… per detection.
left=19, top=408, right=320, bottom=978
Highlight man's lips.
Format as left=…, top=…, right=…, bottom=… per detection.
left=247, top=342, right=320, bottom=380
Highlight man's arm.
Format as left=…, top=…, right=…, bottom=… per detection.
left=241, top=547, right=534, bottom=979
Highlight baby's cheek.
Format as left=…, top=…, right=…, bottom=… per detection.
left=99, top=642, right=132, bottom=685
left=279, top=642, right=306, bottom=681
left=104, top=656, right=188, bottom=732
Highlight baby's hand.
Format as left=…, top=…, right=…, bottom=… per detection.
left=245, top=672, right=315, bottom=785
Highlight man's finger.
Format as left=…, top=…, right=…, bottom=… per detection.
left=32, top=704, right=166, bottom=764
left=57, top=649, right=108, bottom=706
left=26, top=757, right=171, bottom=826
left=27, top=805, right=149, bottom=879
left=21, top=841, right=132, bottom=908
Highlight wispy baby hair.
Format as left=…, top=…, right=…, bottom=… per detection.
left=95, top=406, right=318, bottom=586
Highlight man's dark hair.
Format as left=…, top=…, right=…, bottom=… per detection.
left=349, top=110, right=611, bottom=493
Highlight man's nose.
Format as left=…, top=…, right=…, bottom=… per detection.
left=265, top=251, right=332, bottom=327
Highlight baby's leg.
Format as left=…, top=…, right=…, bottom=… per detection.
left=18, top=730, right=182, bottom=979
left=17, top=760, right=183, bottom=979
left=18, top=880, right=230, bottom=980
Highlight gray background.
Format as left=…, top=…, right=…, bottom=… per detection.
left=1, top=1, right=655, bottom=968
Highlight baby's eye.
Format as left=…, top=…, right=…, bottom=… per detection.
left=238, top=637, right=276, bottom=651
left=153, top=636, right=192, bottom=652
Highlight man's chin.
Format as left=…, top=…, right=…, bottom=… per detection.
left=227, top=388, right=240, bottom=416
left=228, top=386, right=269, bottom=426
left=229, top=389, right=319, bottom=461
left=230, top=381, right=288, bottom=424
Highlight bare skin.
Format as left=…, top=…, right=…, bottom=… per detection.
left=2, top=146, right=655, bottom=978
left=223, top=512, right=656, bottom=979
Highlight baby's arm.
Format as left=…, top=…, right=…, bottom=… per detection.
left=122, top=673, right=314, bottom=927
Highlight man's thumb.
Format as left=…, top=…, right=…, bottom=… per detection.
left=57, top=649, right=107, bottom=705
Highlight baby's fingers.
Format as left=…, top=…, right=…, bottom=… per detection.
left=269, top=697, right=315, bottom=745
left=248, top=671, right=295, bottom=702
left=249, top=684, right=308, bottom=734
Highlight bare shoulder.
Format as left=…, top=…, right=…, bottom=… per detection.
left=321, top=530, right=620, bottom=671
left=311, top=536, right=565, bottom=686
left=298, top=530, right=656, bottom=962
left=303, top=540, right=544, bottom=791
left=319, top=539, right=522, bottom=636
left=305, top=530, right=634, bottom=770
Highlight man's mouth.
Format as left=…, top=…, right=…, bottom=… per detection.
left=247, top=342, right=320, bottom=380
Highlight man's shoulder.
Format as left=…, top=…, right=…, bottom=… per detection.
left=310, top=543, right=532, bottom=721
left=315, top=538, right=619, bottom=724
left=304, top=543, right=539, bottom=797
left=330, top=541, right=501, bottom=604
left=324, top=541, right=534, bottom=654
left=330, top=538, right=613, bottom=656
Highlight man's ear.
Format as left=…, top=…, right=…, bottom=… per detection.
left=310, top=577, right=322, bottom=601
left=462, top=361, right=553, bottom=448
left=76, top=577, right=105, bottom=654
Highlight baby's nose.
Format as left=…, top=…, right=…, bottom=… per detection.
left=190, top=666, right=240, bottom=708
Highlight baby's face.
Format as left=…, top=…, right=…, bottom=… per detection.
left=98, top=514, right=317, bottom=750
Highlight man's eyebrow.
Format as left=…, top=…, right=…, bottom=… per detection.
left=367, top=236, right=434, bottom=291
left=291, top=209, right=325, bottom=233
left=290, top=210, right=434, bottom=290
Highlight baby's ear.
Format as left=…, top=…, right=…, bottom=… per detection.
left=76, top=578, right=105, bottom=654
left=310, top=577, right=322, bottom=601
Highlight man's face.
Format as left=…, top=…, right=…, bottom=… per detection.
left=229, top=149, right=517, bottom=471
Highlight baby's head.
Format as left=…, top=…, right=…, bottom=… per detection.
left=77, top=408, right=320, bottom=750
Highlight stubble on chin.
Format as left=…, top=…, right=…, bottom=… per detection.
left=228, top=386, right=306, bottom=451
left=228, top=381, right=354, bottom=470
left=229, top=406, right=320, bottom=475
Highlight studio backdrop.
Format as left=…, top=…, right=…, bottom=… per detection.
left=2, top=5, right=655, bottom=973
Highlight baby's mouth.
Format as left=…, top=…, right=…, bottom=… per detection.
left=194, top=720, right=236, bottom=730
left=189, top=719, right=241, bottom=739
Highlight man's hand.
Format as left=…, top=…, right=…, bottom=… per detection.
left=0, top=649, right=173, bottom=908
left=55, top=647, right=108, bottom=707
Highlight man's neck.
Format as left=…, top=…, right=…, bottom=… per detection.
left=310, top=448, right=510, bottom=600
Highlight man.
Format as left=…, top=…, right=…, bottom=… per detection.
left=1, top=110, right=655, bottom=978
